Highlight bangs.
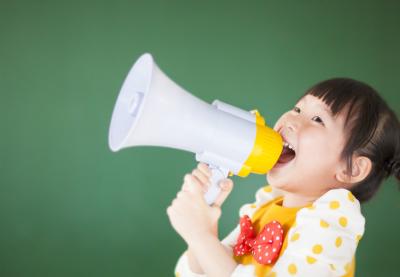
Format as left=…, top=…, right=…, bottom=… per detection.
left=301, top=78, right=371, bottom=125
left=300, top=78, right=382, bottom=159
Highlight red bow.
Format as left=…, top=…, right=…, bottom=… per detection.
left=233, top=215, right=284, bottom=265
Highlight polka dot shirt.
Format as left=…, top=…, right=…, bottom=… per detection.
left=175, top=186, right=365, bottom=277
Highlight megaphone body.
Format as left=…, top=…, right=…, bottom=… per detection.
left=108, top=53, right=283, bottom=204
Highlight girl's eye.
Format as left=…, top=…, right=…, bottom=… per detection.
left=312, top=116, right=325, bottom=126
left=293, top=107, right=301, bottom=113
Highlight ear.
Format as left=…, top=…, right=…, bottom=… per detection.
left=335, top=155, right=372, bottom=185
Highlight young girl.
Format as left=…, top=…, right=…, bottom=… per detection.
left=167, top=78, right=400, bottom=277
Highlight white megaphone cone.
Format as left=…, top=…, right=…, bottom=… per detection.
left=108, top=53, right=283, bottom=205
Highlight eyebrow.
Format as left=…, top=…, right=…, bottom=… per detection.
left=298, top=96, right=334, bottom=117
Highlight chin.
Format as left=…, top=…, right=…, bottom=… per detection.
left=266, top=173, right=287, bottom=189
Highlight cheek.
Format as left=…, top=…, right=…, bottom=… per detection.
left=297, top=132, right=340, bottom=167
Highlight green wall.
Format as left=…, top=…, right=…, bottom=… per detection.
left=1, top=0, right=399, bottom=276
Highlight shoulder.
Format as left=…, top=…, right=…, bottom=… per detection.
left=293, top=188, right=365, bottom=239
left=238, top=185, right=284, bottom=218
left=281, top=188, right=365, bottom=276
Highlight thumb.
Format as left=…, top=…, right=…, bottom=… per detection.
left=212, top=178, right=234, bottom=208
left=210, top=205, right=222, bottom=222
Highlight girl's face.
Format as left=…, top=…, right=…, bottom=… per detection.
left=267, top=94, right=348, bottom=198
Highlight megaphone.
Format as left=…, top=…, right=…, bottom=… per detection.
left=108, top=53, right=283, bottom=204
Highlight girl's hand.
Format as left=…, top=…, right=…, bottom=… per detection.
left=166, top=163, right=234, bottom=244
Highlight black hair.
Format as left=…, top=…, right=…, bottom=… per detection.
left=301, top=78, right=400, bottom=203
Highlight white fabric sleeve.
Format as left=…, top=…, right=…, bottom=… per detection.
left=267, top=188, right=365, bottom=277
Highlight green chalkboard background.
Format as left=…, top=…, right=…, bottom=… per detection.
left=1, top=0, right=399, bottom=276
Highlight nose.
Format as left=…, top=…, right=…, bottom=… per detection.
left=286, top=118, right=299, bottom=132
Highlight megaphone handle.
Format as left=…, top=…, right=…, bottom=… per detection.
left=204, top=165, right=230, bottom=205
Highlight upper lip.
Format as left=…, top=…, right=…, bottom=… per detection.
left=279, top=129, right=296, bottom=152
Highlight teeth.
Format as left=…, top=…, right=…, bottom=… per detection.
left=283, top=141, right=295, bottom=151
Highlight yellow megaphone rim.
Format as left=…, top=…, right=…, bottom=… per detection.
left=237, top=110, right=283, bottom=177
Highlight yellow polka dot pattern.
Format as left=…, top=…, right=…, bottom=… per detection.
left=288, top=263, right=297, bottom=275
left=320, top=219, right=329, bottom=228
left=306, top=255, right=317, bottom=264
left=312, top=244, right=323, bottom=254
left=330, top=200, right=340, bottom=209
left=339, top=216, right=348, bottom=227
left=175, top=272, right=180, bottom=277
left=263, top=186, right=273, bottom=193
left=335, top=236, right=342, bottom=247
left=348, top=191, right=355, bottom=202
left=291, top=233, right=300, bottom=242
left=307, top=205, right=316, bottom=210
left=234, top=190, right=361, bottom=276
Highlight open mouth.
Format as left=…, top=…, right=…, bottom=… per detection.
left=277, top=142, right=296, bottom=164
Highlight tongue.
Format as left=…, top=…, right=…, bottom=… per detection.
left=277, top=147, right=295, bottom=164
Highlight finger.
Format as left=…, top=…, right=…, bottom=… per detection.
left=170, top=198, right=186, bottom=214
left=192, top=169, right=210, bottom=192
left=166, top=204, right=180, bottom=220
left=181, top=174, right=194, bottom=192
left=183, top=174, right=203, bottom=196
left=181, top=182, right=190, bottom=192
left=212, top=179, right=234, bottom=208
left=198, top=163, right=212, bottom=177
left=181, top=176, right=189, bottom=191
left=166, top=206, right=172, bottom=217
left=176, top=190, right=192, bottom=203
left=177, top=190, right=185, bottom=198
left=181, top=173, right=203, bottom=191
left=210, top=205, right=222, bottom=221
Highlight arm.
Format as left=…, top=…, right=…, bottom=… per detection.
left=186, top=247, right=204, bottom=274
left=175, top=224, right=241, bottom=276
left=187, top=233, right=237, bottom=277
left=168, top=163, right=237, bottom=276
left=186, top=221, right=240, bottom=273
